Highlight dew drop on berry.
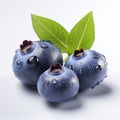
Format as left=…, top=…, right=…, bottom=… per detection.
left=105, top=62, right=107, bottom=65
left=91, top=83, right=99, bottom=89
left=16, top=60, right=23, bottom=68
left=41, top=43, right=48, bottom=48
left=91, top=85, right=96, bottom=89
left=72, top=82, right=76, bottom=86
left=88, top=64, right=93, bottom=73
left=62, top=80, right=68, bottom=87
left=52, top=79, right=58, bottom=84
left=68, top=65, right=73, bottom=70
left=105, top=75, right=107, bottom=78
left=96, top=82, right=100, bottom=85
left=95, top=65, right=102, bottom=71
left=27, top=56, right=39, bottom=67
left=79, top=69, right=83, bottom=74
left=99, top=80, right=103, bottom=83
left=102, top=54, right=106, bottom=59
left=94, top=56, right=99, bottom=60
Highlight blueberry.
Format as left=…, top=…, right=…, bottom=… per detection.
left=64, top=49, right=108, bottom=90
left=12, top=40, right=63, bottom=85
left=37, top=64, right=79, bottom=103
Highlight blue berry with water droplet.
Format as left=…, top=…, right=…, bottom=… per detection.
left=12, top=40, right=63, bottom=85
left=64, top=49, right=108, bottom=90
left=37, top=64, right=79, bottom=103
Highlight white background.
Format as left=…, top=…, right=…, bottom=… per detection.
left=0, top=0, right=120, bottom=120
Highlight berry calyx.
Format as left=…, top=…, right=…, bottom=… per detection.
left=74, top=48, right=84, bottom=57
left=20, top=40, right=33, bottom=53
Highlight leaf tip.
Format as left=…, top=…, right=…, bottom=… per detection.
left=32, top=13, right=35, bottom=16
left=89, top=11, right=94, bottom=17
left=89, top=10, right=93, bottom=14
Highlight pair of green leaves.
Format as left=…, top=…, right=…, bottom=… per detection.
left=31, top=11, right=95, bottom=56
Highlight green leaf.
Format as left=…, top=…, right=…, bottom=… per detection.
left=31, top=14, right=68, bottom=53
left=67, top=11, right=95, bottom=55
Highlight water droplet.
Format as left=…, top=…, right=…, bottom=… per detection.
left=72, top=82, right=75, bottom=86
left=100, top=79, right=103, bottom=83
left=96, top=82, right=100, bottom=85
left=93, top=55, right=99, bottom=60
left=52, top=79, right=58, bottom=84
left=95, top=65, right=102, bottom=71
left=91, top=83, right=98, bottom=89
left=41, top=43, right=48, bottom=48
left=91, top=81, right=101, bottom=89
left=102, top=54, right=106, bottom=59
left=27, top=56, right=39, bottom=67
left=88, top=64, right=93, bottom=73
left=105, top=75, right=107, bottom=78
left=16, top=60, right=23, bottom=68
left=105, top=62, right=108, bottom=65
left=62, top=80, right=68, bottom=87
left=91, top=86, right=95, bottom=89
left=68, top=65, right=73, bottom=70
left=79, top=69, right=83, bottom=74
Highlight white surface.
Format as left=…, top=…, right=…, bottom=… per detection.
left=0, top=0, right=120, bottom=120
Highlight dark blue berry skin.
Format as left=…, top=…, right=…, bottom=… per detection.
left=64, top=49, right=108, bottom=90
left=37, top=64, right=79, bottom=103
left=12, top=40, right=63, bottom=86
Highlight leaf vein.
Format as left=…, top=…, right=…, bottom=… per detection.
left=35, top=17, right=68, bottom=49
left=77, top=13, right=92, bottom=49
